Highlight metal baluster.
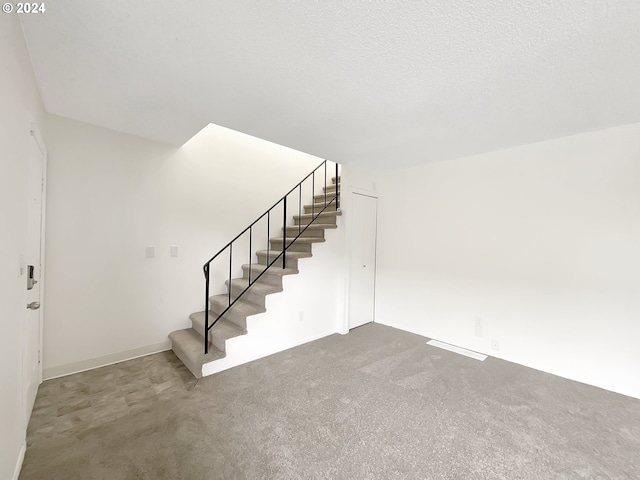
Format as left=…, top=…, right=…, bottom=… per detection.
left=267, top=211, right=270, bottom=266
left=228, top=244, right=232, bottom=306
left=298, top=184, right=301, bottom=236
left=283, top=196, right=287, bottom=269
left=335, top=163, right=339, bottom=209
left=204, top=264, right=209, bottom=354
left=248, top=226, right=252, bottom=285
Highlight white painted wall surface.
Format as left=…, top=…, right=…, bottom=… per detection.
left=0, top=14, right=46, bottom=480
left=43, top=118, right=332, bottom=376
left=375, top=123, right=640, bottom=399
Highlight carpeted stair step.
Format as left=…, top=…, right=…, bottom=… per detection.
left=269, top=236, right=325, bottom=253
left=169, top=328, right=225, bottom=379
left=332, top=176, right=340, bottom=184
left=256, top=249, right=312, bottom=269
left=313, top=193, right=339, bottom=205
left=294, top=210, right=341, bottom=226
left=241, top=263, right=298, bottom=287
left=225, top=278, right=283, bottom=308
left=284, top=223, right=336, bottom=238
left=189, top=312, right=246, bottom=351
left=323, top=183, right=339, bottom=194
left=303, top=202, right=338, bottom=214
left=209, top=294, right=266, bottom=330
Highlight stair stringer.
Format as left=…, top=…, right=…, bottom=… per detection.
left=201, top=218, right=345, bottom=377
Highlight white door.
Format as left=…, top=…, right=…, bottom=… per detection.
left=348, top=193, right=378, bottom=329
left=24, top=134, right=44, bottom=424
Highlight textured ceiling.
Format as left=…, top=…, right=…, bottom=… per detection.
left=21, top=0, right=640, bottom=168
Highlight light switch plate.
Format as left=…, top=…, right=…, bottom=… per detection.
left=145, top=246, right=155, bottom=258
left=170, top=245, right=179, bottom=257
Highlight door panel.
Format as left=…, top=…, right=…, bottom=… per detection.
left=24, top=137, right=43, bottom=424
left=348, top=193, right=378, bottom=329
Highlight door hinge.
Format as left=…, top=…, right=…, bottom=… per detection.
left=38, top=350, right=41, bottom=364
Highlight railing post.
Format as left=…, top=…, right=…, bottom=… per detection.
left=248, top=226, right=252, bottom=284
left=228, top=244, right=232, bottom=307
left=267, top=210, right=270, bottom=266
left=298, top=184, right=301, bottom=236
left=282, top=195, right=288, bottom=270
left=283, top=196, right=287, bottom=269
left=335, top=162, right=340, bottom=210
left=204, top=264, right=209, bottom=354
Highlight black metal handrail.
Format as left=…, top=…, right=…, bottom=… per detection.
left=203, top=160, right=340, bottom=353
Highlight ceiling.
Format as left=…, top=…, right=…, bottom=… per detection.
left=20, top=0, right=640, bottom=168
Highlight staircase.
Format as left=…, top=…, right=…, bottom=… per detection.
left=169, top=169, right=341, bottom=378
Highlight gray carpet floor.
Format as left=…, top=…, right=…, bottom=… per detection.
left=21, top=323, right=640, bottom=479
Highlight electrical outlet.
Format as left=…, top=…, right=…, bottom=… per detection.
left=475, top=317, right=483, bottom=337
left=491, top=339, right=500, bottom=351
left=299, top=311, right=304, bottom=322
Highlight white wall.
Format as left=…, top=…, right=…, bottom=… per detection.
left=375, top=123, right=640, bottom=399
left=0, top=14, right=46, bottom=480
left=43, top=117, right=332, bottom=376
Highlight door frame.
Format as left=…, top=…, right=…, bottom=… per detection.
left=341, top=187, right=380, bottom=334
left=27, top=123, right=47, bottom=399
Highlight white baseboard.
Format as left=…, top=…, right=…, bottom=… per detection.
left=13, top=442, right=26, bottom=480
left=374, top=318, right=430, bottom=338
left=426, top=339, right=487, bottom=361
left=43, top=341, right=171, bottom=380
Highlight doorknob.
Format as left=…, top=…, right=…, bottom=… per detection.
left=27, top=302, right=40, bottom=310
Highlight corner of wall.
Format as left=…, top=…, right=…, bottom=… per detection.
left=12, top=443, right=26, bottom=480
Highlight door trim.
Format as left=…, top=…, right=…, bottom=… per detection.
left=341, top=188, right=379, bottom=334
left=29, top=123, right=46, bottom=387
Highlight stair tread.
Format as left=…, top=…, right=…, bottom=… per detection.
left=294, top=211, right=341, bottom=220
left=242, top=264, right=299, bottom=276
left=256, top=249, right=313, bottom=259
left=306, top=202, right=338, bottom=207
left=285, top=223, right=337, bottom=230
left=225, top=277, right=283, bottom=293
left=210, top=294, right=266, bottom=316
left=169, top=328, right=225, bottom=378
left=190, top=311, right=246, bottom=336
left=270, top=237, right=325, bottom=243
